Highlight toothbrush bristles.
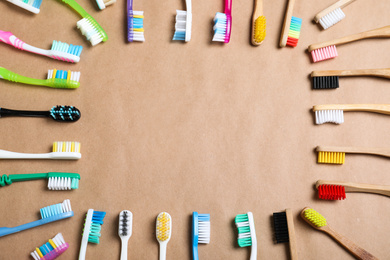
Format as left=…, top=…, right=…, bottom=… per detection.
left=319, top=8, right=345, bottom=30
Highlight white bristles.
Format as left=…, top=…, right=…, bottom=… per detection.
left=198, top=220, right=210, bottom=244
left=31, top=233, right=66, bottom=260
left=172, top=10, right=187, bottom=41
left=311, top=45, right=338, bottom=62
left=52, top=233, right=66, bottom=247
left=319, top=8, right=346, bottom=30
left=53, top=141, right=81, bottom=153
left=48, top=177, right=77, bottom=190
left=77, top=18, right=104, bottom=46
left=61, top=199, right=72, bottom=212
left=31, top=251, right=39, bottom=260
left=315, top=110, right=344, bottom=124
left=212, top=12, right=227, bottom=42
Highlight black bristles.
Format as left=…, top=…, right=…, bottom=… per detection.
left=120, top=211, right=128, bottom=236
left=273, top=212, right=289, bottom=244
left=312, top=76, right=339, bottom=89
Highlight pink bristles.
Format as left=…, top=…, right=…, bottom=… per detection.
left=310, top=45, right=338, bottom=62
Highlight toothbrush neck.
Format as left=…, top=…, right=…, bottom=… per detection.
left=224, top=0, right=232, bottom=15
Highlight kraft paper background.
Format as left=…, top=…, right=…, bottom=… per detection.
left=1, top=0, right=390, bottom=259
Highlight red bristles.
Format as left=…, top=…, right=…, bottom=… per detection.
left=318, top=184, right=346, bottom=200
left=286, top=37, right=298, bottom=47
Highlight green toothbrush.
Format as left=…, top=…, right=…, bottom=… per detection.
left=0, top=172, right=80, bottom=190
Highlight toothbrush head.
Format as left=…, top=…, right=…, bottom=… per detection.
left=314, top=109, right=344, bottom=125
left=47, top=69, right=80, bottom=89
left=30, top=233, right=69, bottom=260
left=50, top=40, right=82, bottom=63
left=192, top=212, right=210, bottom=258
left=119, top=210, right=133, bottom=239
left=128, top=11, right=145, bottom=42
left=156, top=212, right=172, bottom=243
left=172, top=10, right=192, bottom=42
left=47, top=172, right=80, bottom=190
left=235, top=212, right=256, bottom=247
left=5, top=0, right=42, bottom=14
left=96, top=0, right=116, bottom=10
left=40, top=199, right=73, bottom=220
left=252, top=16, right=266, bottom=45
left=51, top=141, right=81, bottom=159
left=318, top=184, right=346, bottom=200
left=49, top=105, right=81, bottom=122
left=212, top=12, right=232, bottom=43
left=77, top=16, right=108, bottom=46
left=301, top=208, right=327, bottom=229
left=82, top=209, right=106, bottom=244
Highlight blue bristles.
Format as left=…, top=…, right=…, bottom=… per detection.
left=55, top=70, right=68, bottom=80
left=173, top=31, right=185, bottom=41
left=51, top=40, right=83, bottom=57
left=32, top=0, right=42, bottom=9
left=87, top=211, right=106, bottom=244
left=92, top=211, right=106, bottom=225
left=39, top=242, right=54, bottom=255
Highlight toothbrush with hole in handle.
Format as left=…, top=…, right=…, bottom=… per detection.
left=156, top=212, right=172, bottom=260
left=308, top=25, right=390, bottom=62
left=316, top=145, right=390, bottom=165
left=251, top=0, right=266, bottom=45
left=31, top=233, right=69, bottom=260
left=235, top=212, right=257, bottom=260
left=6, top=0, right=42, bottom=13
left=273, top=209, right=298, bottom=260
left=0, top=172, right=80, bottom=190
left=314, top=0, right=356, bottom=30
left=0, top=141, right=81, bottom=160
left=0, top=105, right=80, bottom=122
left=192, top=212, right=210, bottom=260
left=311, top=68, right=390, bottom=89
left=279, top=0, right=302, bottom=47
left=127, top=0, right=145, bottom=42
left=119, top=210, right=132, bottom=260
left=0, top=30, right=82, bottom=62
left=0, top=200, right=73, bottom=238
left=301, top=207, right=379, bottom=260
left=212, top=0, right=232, bottom=43
left=316, top=180, right=390, bottom=200
left=313, top=104, right=390, bottom=125
left=55, top=0, right=107, bottom=46
left=79, top=209, right=106, bottom=260
left=172, top=0, right=192, bottom=42
left=0, top=68, right=80, bottom=89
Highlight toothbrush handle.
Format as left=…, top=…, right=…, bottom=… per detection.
left=127, top=0, right=133, bottom=11
left=0, top=31, right=50, bottom=57
left=0, top=108, right=49, bottom=118
left=192, top=245, right=199, bottom=260
left=159, top=243, right=167, bottom=260
left=311, top=68, right=390, bottom=79
left=120, top=238, right=129, bottom=260
left=0, top=150, right=52, bottom=159
left=5, top=173, right=48, bottom=184
left=57, top=0, right=89, bottom=17
left=0, top=67, right=46, bottom=86
left=224, top=0, right=232, bottom=15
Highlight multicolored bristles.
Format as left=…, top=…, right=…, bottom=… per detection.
left=49, top=40, right=82, bottom=63
left=128, top=11, right=145, bottom=42
left=212, top=12, right=232, bottom=43
left=47, top=69, right=81, bottom=89
left=286, top=16, right=302, bottom=47
left=31, top=233, right=69, bottom=260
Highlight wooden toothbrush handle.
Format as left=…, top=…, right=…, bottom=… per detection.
left=313, top=104, right=390, bottom=114
left=285, top=209, right=298, bottom=260
left=308, top=25, right=390, bottom=51
left=316, top=180, right=390, bottom=197
left=314, top=0, right=356, bottom=22
left=316, top=146, right=390, bottom=158
left=253, top=0, right=263, bottom=19
left=311, top=68, right=390, bottom=79
left=279, top=0, right=296, bottom=47
left=322, top=226, right=379, bottom=260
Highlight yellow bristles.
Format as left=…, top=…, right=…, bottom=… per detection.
left=317, top=151, right=345, bottom=164
left=49, top=239, right=57, bottom=249
left=303, top=208, right=327, bottom=227
left=253, top=16, right=266, bottom=43
left=156, top=212, right=171, bottom=241
left=36, top=248, right=43, bottom=258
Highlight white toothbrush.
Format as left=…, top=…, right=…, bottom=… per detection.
left=156, top=212, right=172, bottom=260
left=119, top=210, right=133, bottom=260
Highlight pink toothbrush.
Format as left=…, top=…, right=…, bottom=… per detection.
left=212, top=0, right=232, bottom=43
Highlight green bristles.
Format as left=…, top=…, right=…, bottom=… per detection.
left=235, top=213, right=252, bottom=247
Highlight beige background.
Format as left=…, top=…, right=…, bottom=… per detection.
left=1, top=0, right=390, bottom=259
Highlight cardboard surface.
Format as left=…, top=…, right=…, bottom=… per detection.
left=1, top=0, right=390, bottom=259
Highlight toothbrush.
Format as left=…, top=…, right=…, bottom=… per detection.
left=309, top=25, right=390, bottom=62
left=313, top=104, right=390, bottom=125
left=119, top=210, right=132, bottom=260
left=279, top=0, right=302, bottom=47
left=311, top=68, right=390, bottom=89
left=0, top=141, right=81, bottom=160
left=55, top=0, right=108, bottom=46
left=301, top=207, right=378, bottom=260
left=172, top=0, right=192, bottom=42
left=31, top=233, right=69, bottom=260
left=156, top=212, right=172, bottom=260
left=0, top=199, right=73, bottom=238
left=251, top=0, right=266, bottom=45
left=273, top=209, right=298, bottom=260
left=316, top=180, right=390, bottom=200
left=0, top=172, right=80, bottom=190
left=78, top=209, right=106, bottom=260
left=235, top=212, right=257, bottom=260
left=314, top=0, right=357, bottom=30
left=316, top=145, right=390, bottom=165
left=0, top=68, right=80, bottom=89
left=0, top=105, right=80, bottom=122
left=127, top=0, right=145, bottom=42
left=96, top=0, right=115, bottom=10
left=6, top=0, right=42, bottom=14
left=0, top=31, right=82, bottom=62
left=192, top=212, right=210, bottom=260
left=212, top=0, right=232, bottom=43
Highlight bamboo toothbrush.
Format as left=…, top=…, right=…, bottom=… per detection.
left=79, top=209, right=106, bottom=260
left=31, top=233, right=69, bottom=260
left=273, top=209, right=298, bottom=260
left=235, top=212, right=257, bottom=260
left=301, top=207, right=378, bottom=260
left=156, top=212, right=172, bottom=260
left=0, top=105, right=80, bottom=122
left=119, top=210, right=132, bottom=260
left=127, top=0, right=145, bottom=42
left=316, top=180, right=390, bottom=200
left=0, top=141, right=81, bottom=160
left=311, top=68, right=390, bottom=89
left=0, top=68, right=80, bottom=89
left=96, top=0, right=115, bottom=10
left=314, top=0, right=356, bottom=30
left=212, top=0, right=232, bottom=43
left=308, top=25, right=390, bottom=62
left=0, top=172, right=80, bottom=190
left=251, top=0, right=266, bottom=45
left=6, top=0, right=42, bottom=13
left=313, top=104, right=390, bottom=125
left=172, top=0, right=192, bottom=42
left=279, top=0, right=302, bottom=47
left=192, top=212, right=210, bottom=260
left=316, top=145, right=390, bottom=164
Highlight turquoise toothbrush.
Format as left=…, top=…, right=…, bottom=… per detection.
left=79, top=209, right=106, bottom=260
left=192, top=212, right=210, bottom=260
